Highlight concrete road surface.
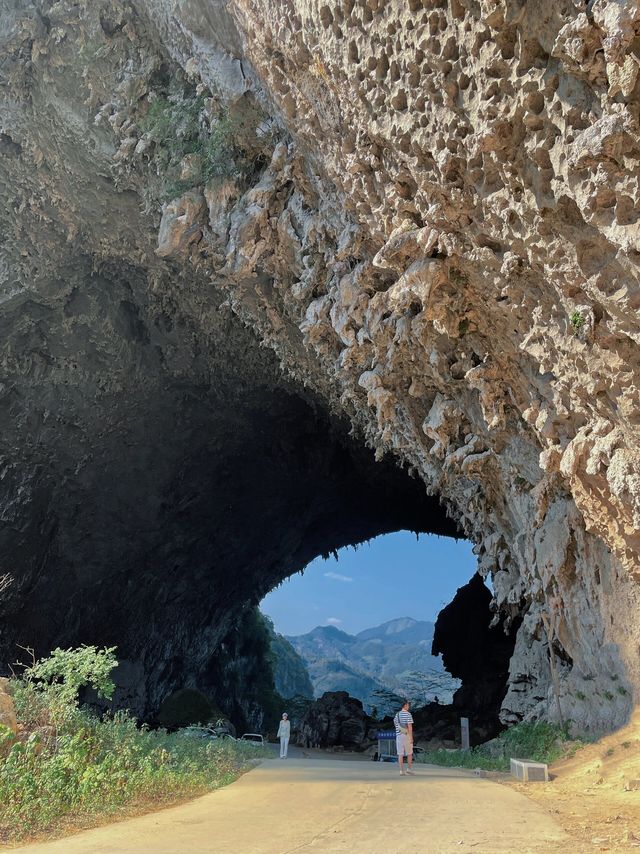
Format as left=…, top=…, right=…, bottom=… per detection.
left=17, top=757, right=569, bottom=854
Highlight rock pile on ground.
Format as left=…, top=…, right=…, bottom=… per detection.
left=297, top=691, right=377, bottom=750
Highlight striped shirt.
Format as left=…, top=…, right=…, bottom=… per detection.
left=394, top=709, right=413, bottom=733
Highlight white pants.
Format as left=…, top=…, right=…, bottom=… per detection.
left=396, top=734, right=412, bottom=757
left=280, top=736, right=289, bottom=758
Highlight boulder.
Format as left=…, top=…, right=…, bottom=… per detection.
left=297, top=691, right=372, bottom=751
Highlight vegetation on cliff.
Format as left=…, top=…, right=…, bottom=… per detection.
left=263, top=615, right=313, bottom=700
left=207, top=609, right=289, bottom=737
left=0, top=646, right=268, bottom=843
left=140, top=88, right=274, bottom=201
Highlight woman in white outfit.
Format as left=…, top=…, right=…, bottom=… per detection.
left=277, top=712, right=290, bottom=758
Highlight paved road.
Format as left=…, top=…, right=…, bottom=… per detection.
left=18, top=758, right=568, bottom=854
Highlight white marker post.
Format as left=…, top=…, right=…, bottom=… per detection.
left=461, top=717, right=470, bottom=751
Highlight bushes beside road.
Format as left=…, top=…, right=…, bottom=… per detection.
left=414, top=721, right=582, bottom=772
left=0, top=646, right=268, bottom=843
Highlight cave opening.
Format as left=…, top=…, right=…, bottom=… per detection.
left=259, top=531, right=516, bottom=745
left=0, top=359, right=517, bottom=738
left=261, top=531, right=479, bottom=643
left=0, top=259, right=517, bottom=742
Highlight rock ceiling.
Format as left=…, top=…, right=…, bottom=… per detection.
left=0, top=0, right=639, bottom=730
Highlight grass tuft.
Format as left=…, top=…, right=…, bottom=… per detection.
left=139, top=92, right=274, bottom=201
left=415, top=721, right=582, bottom=773
left=569, top=310, right=585, bottom=334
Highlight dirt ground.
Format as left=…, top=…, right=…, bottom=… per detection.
left=506, top=711, right=640, bottom=852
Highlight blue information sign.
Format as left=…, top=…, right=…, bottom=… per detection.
left=376, top=731, right=396, bottom=740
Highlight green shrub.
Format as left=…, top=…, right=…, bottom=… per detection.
left=13, top=645, right=117, bottom=731
left=415, top=746, right=506, bottom=772
left=140, top=95, right=206, bottom=162
left=24, top=645, right=117, bottom=705
left=0, top=709, right=268, bottom=841
left=415, top=721, right=581, bottom=773
left=570, top=310, right=585, bottom=333
left=140, top=92, right=273, bottom=200
left=0, top=648, right=269, bottom=843
left=498, top=721, right=575, bottom=763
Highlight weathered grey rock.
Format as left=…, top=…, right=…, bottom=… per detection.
left=298, top=691, right=371, bottom=750
left=0, top=0, right=639, bottom=734
left=156, top=190, right=207, bottom=259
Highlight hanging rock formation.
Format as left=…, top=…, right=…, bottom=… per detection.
left=432, top=573, right=520, bottom=734
left=1, top=0, right=639, bottom=732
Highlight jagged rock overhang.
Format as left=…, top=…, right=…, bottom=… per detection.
left=1, top=0, right=638, bottom=733
left=0, top=256, right=464, bottom=718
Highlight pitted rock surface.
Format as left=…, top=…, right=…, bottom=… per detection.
left=1, top=0, right=639, bottom=731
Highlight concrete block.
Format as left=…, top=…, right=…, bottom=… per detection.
left=510, top=758, right=549, bottom=782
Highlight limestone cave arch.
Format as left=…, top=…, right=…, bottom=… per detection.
left=0, top=256, right=468, bottom=720
left=1, top=0, right=638, bottom=739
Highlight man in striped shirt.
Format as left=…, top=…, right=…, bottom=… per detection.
left=394, top=700, right=415, bottom=775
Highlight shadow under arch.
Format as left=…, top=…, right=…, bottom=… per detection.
left=0, top=260, right=461, bottom=719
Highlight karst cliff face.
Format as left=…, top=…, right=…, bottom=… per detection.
left=1, top=0, right=639, bottom=731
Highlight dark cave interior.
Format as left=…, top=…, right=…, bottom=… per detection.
left=0, top=259, right=515, bottom=731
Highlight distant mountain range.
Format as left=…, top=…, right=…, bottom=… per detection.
left=285, top=617, right=459, bottom=713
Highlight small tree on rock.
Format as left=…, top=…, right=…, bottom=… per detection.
left=14, top=645, right=118, bottom=729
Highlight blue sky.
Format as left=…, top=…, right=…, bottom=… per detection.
left=261, top=531, right=478, bottom=637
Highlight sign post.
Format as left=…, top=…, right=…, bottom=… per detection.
left=461, top=717, right=470, bottom=751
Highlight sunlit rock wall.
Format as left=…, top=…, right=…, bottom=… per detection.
left=1, top=0, right=640, bottom=731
